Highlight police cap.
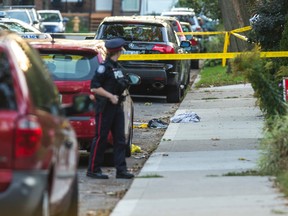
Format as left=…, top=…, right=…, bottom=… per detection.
left=105, top=38, right=125, bottom=52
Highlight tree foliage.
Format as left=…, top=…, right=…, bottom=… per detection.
left=249, top=0, right=288, bottom=51
left=176, top=0, right=221, bottom=19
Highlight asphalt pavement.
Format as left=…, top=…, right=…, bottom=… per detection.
left=111, top=77, right=288, bottom=216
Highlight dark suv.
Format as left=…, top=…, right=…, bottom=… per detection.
left=0, top=31, right=88, bottom=216
left=95, top=16, right=191, bottom=103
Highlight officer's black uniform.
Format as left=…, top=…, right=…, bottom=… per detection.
left=87, top=38, right=134, bottom=179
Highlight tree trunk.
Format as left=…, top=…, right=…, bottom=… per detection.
left=218, top=0, right=254, bottom=52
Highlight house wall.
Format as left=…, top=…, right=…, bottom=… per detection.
left=141, top=0, right=178, bottom=15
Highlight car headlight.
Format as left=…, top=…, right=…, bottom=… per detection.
left=54, top=26, right=60, bottom=32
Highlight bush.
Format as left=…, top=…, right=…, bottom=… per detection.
left=248, top=0, right=288, bottom=51
left=230, top=51, right=287, bottom=118
left=259, top=115, right=288, bottom=175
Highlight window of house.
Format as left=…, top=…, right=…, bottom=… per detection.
left=122, top=0, right=140, bottom=12
left=96, top=0, right=112, bottom=11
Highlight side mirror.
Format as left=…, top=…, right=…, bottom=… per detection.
left=180, top=40, right=191, bottom=48
left=127, top=73, right=141, bottom=85
left=63, top=17, right=69, bottom=23
left=64, top=94, right=93, bottom=116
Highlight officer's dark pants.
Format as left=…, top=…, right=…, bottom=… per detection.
left=88, top=103, right=127, bottom=174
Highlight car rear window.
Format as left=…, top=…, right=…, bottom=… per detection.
left=0, top=50, right=17, bottom=110
left=162, top=14, right=197, bottom=26
left=39, top=12, right=61, bottom=22
left=40, top=53, right=99, bottom=81
left=99, top=23, right=163, bottom=42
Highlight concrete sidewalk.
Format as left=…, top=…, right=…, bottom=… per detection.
left=111, top=83, right=288, bottom=216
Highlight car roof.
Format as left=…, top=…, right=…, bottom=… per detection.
left=38, top=10, right=61, bottom=14
left=29, top=39, right=106, bottom=59
left=170, top=7, right=195, bottom=12
left=161, top=11, right=196, bottom=16
left=101, top=16, right=170, bottom=26
left=180, top=21, right=192, bottom=26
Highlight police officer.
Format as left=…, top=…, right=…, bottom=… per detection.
left=87, top=38, right=134, bottom=179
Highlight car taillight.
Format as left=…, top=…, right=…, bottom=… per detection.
left=0, top=170, right=12, bottom=192
left=152, top=44, right=175, bottom=54
left=15, top=115, right=42, bottom=158
left=190, top=38, right=198, bottom=46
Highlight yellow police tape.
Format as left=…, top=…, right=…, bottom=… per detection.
left=119, top=26, right=288, bottom=67
left=119, top=52, right=288, bottom=61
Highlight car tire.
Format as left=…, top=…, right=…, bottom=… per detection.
left=191, top=60, right=199, bottom=69
left=167, top=84, right=181, bottom=103
left=64, top=174, right=78, bottom=216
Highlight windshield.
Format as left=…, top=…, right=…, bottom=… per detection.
left=6, top=11, right=31, bottom=24
left=162, top=14, right=196, bottom=26
left=181, top=24, right=192, bottom=40
left=0, top=22, right=35, bottom=33
left=39, top=12, right=61, bottom=22
left=40, top=53, right=98, bottom=81
left=98, top=23, right=163, bottom=42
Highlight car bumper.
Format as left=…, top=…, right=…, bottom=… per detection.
left=121, top=61, right=179, bottom=95
left=69, top=116, right=95, bottom=140
left=0, top=170, right=48, bottom=216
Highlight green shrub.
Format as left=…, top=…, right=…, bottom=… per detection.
left=248, top=0, right=288, bottom=51
left=259, top=115, right=288, bottom=175
left=230, top=51, right=287, bottom=118
left=205, top=34, right=224, bottom=53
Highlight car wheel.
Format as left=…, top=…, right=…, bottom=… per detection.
left=167, top=84, right=181, bottom=103
left=64, top=175, right=78, bottom=216
left=191, top=60, right=199, bottom=69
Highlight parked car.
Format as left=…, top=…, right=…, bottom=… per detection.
left=0, top=16, right=51, bottom=39
left=0, top=31, right=90, bottom=216
left=170, top=7, right=195, bottom=12
left=198, top=13, right=218, bottom=32
left=161, top=10, right=202, bottom=32
left=156, top=15, right=187, bottom=42
left=2, top=8, right=43, bottom=31
left=29, top=39, right=136, bottom=155
left=95, top=15, right=191, bottom=103
left=37, top=10, right=68, bottom=37
left=180, top=21, right=200, bottom=69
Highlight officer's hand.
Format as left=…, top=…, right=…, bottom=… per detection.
left=89, top=94, right=96, bottom=101
left=109, top=94, right=119, bottom=104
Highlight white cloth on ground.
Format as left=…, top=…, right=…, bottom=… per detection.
left=170, top=112, right=200, bottom=123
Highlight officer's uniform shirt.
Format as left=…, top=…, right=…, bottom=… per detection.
left=90, top=57, right=127, bottom=112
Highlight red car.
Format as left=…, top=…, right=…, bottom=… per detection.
left=0, top=31, right=89, bottom=216
left=29, top=39, right=135, bottom=156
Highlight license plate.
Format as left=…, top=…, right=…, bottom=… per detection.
left=21, top=34, right=38, bottom=39
left=123, top=50, right=140, bottom=54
